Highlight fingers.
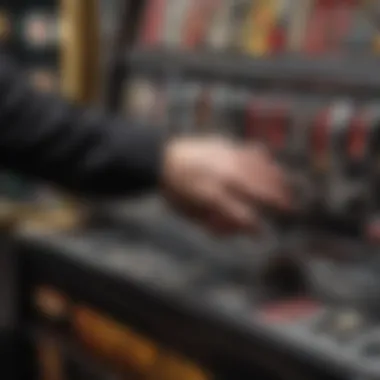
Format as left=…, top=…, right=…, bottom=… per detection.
left=171, top=189, right=260, bottom=236
left=205, top=189, right=260, bottom=235
left=163, top=137, right=293, bottom=237
left=198, top=144, right=292, bottom=235
left=232, top=167, right=289, bottom=210
left=230, top=145, right=292, bottom=210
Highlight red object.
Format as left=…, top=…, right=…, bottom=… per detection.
left=259, top=297, right=320, bottom=324
left=304, top=0, right=335, bottom=55
left=329, top=0, right=357, bottom=52
left=268, top=27, right=286, bottom=54
left=182, top=0, right=220, bottom=49
left=347, top=110, right=367, bottom=161
left=246, top=98, right=265, bottom=141
left=196, top=89, right=212, bottom=127
left=138, top=0, right=167, bottom=47
left=266, top=102, right=289, bottom=151
left=311, top=106, right=330, bottom=158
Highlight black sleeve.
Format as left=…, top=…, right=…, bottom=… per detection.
left=0, top=53, right=164, bottom=197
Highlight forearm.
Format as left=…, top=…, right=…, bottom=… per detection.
left=0, top=53, right=164, bottom=196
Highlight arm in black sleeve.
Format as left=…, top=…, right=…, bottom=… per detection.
left=0, top=53, right=164, bottom=197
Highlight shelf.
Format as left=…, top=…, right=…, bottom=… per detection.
left=127, top=49, right=380, bottom=94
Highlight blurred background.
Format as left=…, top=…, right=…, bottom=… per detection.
left=3, top=1, right=380, bottom=380
left=2, top=0, right=380, bottom=231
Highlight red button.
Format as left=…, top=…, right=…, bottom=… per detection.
left=259, top=297, right=320, bottom=324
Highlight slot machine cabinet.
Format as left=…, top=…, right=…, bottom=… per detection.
left=17, top=206, right=380, bottom=380
left=93, top=1, right=380, bottom=380
left=17, top=1, right=380, bottom=380
left=17, top=2, right=217, bottom=380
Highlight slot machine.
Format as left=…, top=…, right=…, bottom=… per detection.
left=14, top=185, right=380, bottom=380
left=18, top=1, right=380, bottom=380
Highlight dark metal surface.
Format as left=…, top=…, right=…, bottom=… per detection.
left=14, top=231, right=336, bottom=380
left=14, top=197, right=380, bottom=380
left=125, top=49, right=380, bottom=96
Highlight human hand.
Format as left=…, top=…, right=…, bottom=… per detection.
left=161, top=137, right=291, bottom=235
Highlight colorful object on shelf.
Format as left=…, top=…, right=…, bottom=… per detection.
left=135, top=0, right=380, bottom=56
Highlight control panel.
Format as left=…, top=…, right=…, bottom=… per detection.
left=17, top=196, right=380, bottom=380
left=243, top=98, right=380, bottom=236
